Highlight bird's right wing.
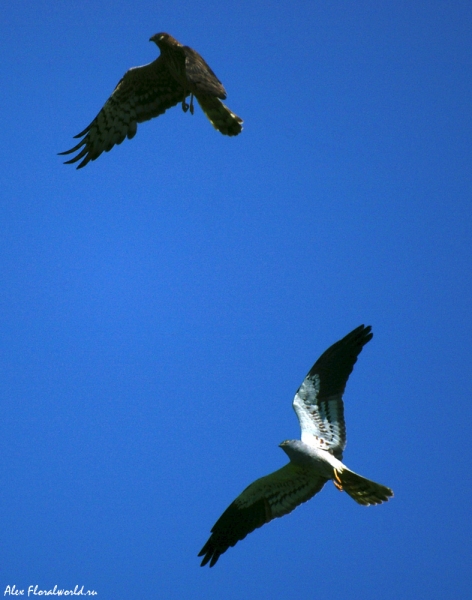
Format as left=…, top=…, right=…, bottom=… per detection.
left=182, top=46, right=227, bottom=98
left=293, top=325, right=373, bottom=457
left=59, top=58, right=185, bottom=168
left=198, top=463, right=327, bottom=567
left=183, top=46, right=243, bottom=136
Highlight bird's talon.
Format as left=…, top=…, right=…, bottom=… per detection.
left=333, top=470, right=344, bottom=491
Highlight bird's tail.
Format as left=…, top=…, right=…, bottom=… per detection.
left=333, top=468, right=393, bottom=506
left=196, top=95, right=243, bottom=136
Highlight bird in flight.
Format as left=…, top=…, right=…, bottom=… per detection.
left=198, top=325, right=393, bottom=567
left=59, top=33, right=243, bottom=169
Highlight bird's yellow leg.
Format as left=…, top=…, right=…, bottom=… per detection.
left=182, top=91, right=189, bottom=113
left=333, top=469, right=344, bottom=491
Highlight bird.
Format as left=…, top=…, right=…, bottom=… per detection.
left=59, top=33, right=243, bottom=169
left=198, top=325, right=393, bottom=567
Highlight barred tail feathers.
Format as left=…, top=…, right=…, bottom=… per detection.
left=334, top=468, right=393, bottom=506
left=196, top=95, right=243, bottom=136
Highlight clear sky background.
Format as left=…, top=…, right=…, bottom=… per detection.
left=1, top=1, right=471, bottom=598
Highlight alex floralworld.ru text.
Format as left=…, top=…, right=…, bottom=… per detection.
left=4, top=585, right=97, bottom=596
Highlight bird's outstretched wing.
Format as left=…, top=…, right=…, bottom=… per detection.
left=59, top=59, right=185, bottom=169
left=293, top=325, right=373, bottom=458
left=198, top=463, right=327, bottom=567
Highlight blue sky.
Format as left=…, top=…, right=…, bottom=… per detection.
left=1, top=1, right=471, bottom=598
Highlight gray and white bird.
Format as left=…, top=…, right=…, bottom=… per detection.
left=199, top=325, right=393, bottom=567
left=59, top=33, right=242, bottom=169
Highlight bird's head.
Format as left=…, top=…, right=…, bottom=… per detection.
left=279, top=439, right=297, bottom=456
left=279, top=439, right=310, bottom=464
left=149, top=32, right=181, bottom=49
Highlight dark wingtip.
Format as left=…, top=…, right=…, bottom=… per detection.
left=58, top=135, right=87, bottom=157
left=198, top=542, right=219, bottom=567
left=360, top=324, right=373, bottom=343
left=349, top=324, right=373, bottom=344
left=58, top=122, right=92, bottom=163
left=58, top=137, right=91, bottom=168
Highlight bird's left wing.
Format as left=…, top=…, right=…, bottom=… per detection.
left=182, top=46, right=243, bottom=136
left=293, top=325, right=373, bottom=457
left=182, top=46, right=227, bottom=98
left=198, top=462, right=327, bottom=567
left=59, top=58, right=185, bottom=168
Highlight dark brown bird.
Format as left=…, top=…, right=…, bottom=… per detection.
left=59, top=33, right=243, bottom=168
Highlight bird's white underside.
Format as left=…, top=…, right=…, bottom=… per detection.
left=293, top=374, right=345, bottom=453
